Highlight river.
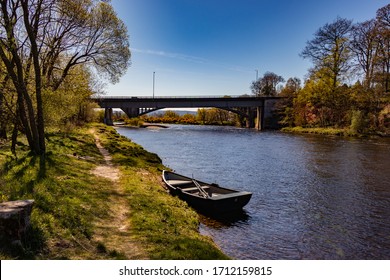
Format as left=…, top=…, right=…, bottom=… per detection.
left=115, top=125, right=390, bottom=259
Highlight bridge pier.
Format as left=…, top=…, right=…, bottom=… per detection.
left=246, top=107, right=255, bottom=128
left=104, top=108, right=113, bottom=125
left=255, top=106, right=264, bottom=131
left=245, top=104, right=264, bottom=130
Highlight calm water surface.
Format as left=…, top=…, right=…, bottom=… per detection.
left=116, top=125, right=390, bottom=259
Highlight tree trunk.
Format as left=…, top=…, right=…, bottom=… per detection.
left=22, top=0, right=46, bottom=155
left=0, top=92, right=7, bottom=140
left=11, top=120, right=18, bottom=156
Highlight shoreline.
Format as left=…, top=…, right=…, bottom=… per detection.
left=118, top=120, right=390, bottom=138
left=281, top=126, right=390, bottom=138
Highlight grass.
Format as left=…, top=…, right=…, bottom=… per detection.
left=281, top=126, right=360, bottom=136
left=94, top=124, right=229, bottom=259
left=0, top=128, right=118, bottom=259
left=0, top=124, right=228, bottom=260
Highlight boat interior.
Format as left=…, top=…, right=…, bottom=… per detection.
left=165, top=177, right=234, bottom=197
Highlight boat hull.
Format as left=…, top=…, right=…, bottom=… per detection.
left=177, top=191, right=252, bottom=213
left=162, top=170, right=252, bottom=213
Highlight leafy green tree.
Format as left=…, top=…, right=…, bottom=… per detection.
left=0, top=0, right=130, bottom=155
left=43, top=65, right=98, bottom=128
left=277, top=77, right=301, bottom=127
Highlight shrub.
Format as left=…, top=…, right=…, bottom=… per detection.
left=350, top=110, right=365, bottom=134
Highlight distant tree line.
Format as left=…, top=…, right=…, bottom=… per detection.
left=137, top=109, right=238, bottom=126
left=252, top=4, right=390, bottom=134
left=0, top=0, right=130, bottom=155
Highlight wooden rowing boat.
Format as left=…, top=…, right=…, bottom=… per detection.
left=162, top=170, right=252, bottom=213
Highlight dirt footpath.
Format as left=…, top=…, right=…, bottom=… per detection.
left=90, top=129, right=147, bottom=259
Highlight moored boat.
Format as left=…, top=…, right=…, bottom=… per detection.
left=162, top=170, right=252, bottom=213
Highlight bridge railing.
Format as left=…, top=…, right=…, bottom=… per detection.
left=91, top=95, right=257, bottom=99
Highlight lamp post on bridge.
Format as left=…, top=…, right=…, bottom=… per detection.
left=153, top=71, right=155, bottom=99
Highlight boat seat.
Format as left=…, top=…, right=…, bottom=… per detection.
left=181, top=186, right=210, bottom=192
left=166, top=180, right=192, bottom=187
left=210, top=191, right=251, bottom=200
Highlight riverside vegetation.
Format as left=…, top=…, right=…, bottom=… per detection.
left=0, top=124, right=228, bottom=260
left=252, top=5, right=390, bottom=136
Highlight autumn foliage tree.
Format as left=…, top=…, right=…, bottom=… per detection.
left=0, top=0, right=130, bottom=155
left=279, top=4, right=390, bottom=133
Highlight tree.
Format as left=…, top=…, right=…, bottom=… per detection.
left=375, top=4, right=390, bottom=92
left=277, top=78, right=301, bottom=126
left=350, top=19, right=379, bottom=89
left=197, top=108, right=207, bottom=124
left=0, top=88, right=8, bottom=140
left=0, top=0, right=130, bottom=155
left=281, top=77, right=301, bottom=95
left=43, top=65, right=98, bottom=127
left=0, top=61, right=9, bottom=139
left=251, top=71, right=285, bottom=96
left=301, top=17, right=353, bottom=90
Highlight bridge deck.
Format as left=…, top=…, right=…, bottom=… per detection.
left=91, top=95, right=282, bottom=109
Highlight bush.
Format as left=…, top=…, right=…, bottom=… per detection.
left=350, top=110, right=365, bottom=134
left=125, top=118, right=144, bottom=126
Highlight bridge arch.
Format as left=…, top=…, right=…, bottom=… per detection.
left=132, top=106, right=249, bottom=118
left=122, top=106, right=253, bottom=128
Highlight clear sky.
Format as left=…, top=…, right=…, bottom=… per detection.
left=105, top=0, right=389, bottom=97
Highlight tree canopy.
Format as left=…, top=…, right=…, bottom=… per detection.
left=301, top=17, right=352, bottom=89
left=278, top=4, right=390, bottom=133
left=0, top=0, right=130, bottom=154
left=251, top=71, right=285, bottom=96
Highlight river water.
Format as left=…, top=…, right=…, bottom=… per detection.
left=116, top=125, right=390, bottom=259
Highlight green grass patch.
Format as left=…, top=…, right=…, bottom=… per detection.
left=1, top=124, right=228, bottom=260
left=281, top=126, right=359, bottom=136
left=0, top=127, right=120, bottom=259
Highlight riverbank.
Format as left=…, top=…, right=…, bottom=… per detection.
left=281, top=126, right=390, bottom=137
left=0, top=124, right=228, bottom=260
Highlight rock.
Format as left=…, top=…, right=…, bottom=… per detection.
left=0, top=200, right=34, bottom=240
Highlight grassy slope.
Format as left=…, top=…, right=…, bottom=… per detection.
left=95, top=124, right=228, bottom=259
left=0, top=124, right=228, bottom=260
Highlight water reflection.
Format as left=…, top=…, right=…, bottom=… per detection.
left=198, top=209, right=251, bottom=228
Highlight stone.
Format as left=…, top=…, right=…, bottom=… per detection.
left=0, top=200, right=34, bottom=240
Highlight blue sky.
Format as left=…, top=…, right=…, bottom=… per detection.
left=105, top=0, right=389, bottom=97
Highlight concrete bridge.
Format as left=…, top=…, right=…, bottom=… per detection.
left=91, top=95, right=282, bottom=130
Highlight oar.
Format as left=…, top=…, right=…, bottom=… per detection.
left=192, top=179, right=209, bottom=198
